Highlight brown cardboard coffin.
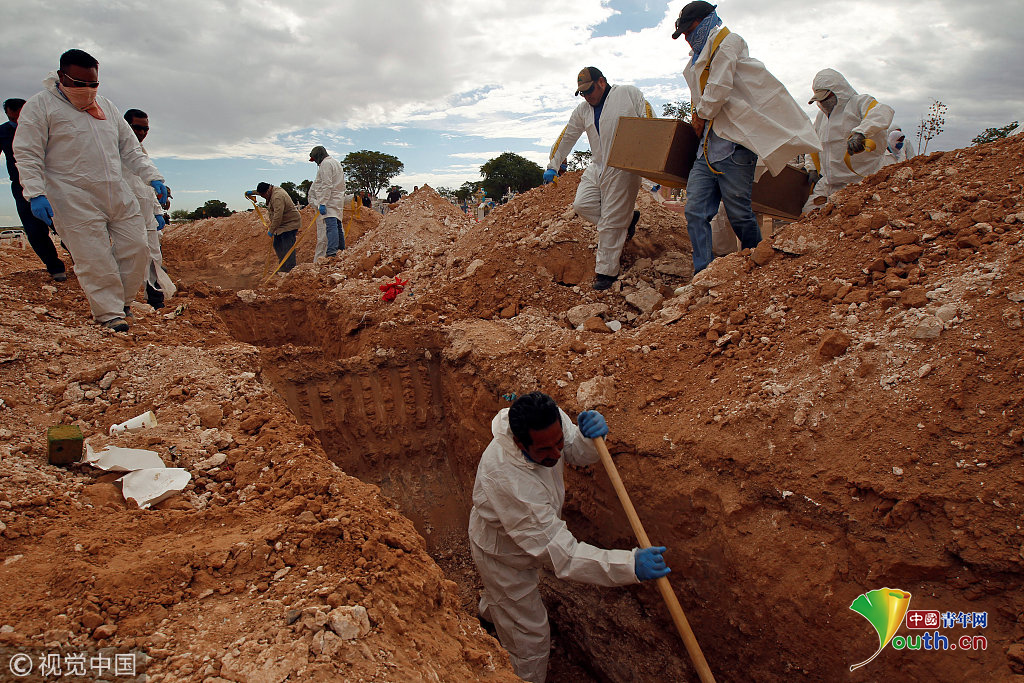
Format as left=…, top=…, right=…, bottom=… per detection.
left=608, top=117, right=811, bottom=219
left=606, top=117, right=698, bottom=188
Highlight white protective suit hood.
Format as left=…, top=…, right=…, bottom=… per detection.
left=811, top=68, right=858, bottom=109
left=805, top=67, right=894, bottom=199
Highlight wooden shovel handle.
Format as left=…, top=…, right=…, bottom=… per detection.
left=593, top=436, right=716, bottom=683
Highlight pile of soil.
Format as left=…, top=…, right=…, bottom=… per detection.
left=2, top=133, right=1022, bottom=682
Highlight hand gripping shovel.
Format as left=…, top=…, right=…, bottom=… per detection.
left=593, top=435, right=716, bottom=683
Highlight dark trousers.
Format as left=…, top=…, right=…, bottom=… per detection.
left=13, top=188, right=65, bottom=274
left=273, top=230, right=297, bottom=272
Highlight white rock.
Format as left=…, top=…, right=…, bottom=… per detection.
left=236, top=290, right=258, bottom=304
left=566, top=303, right=609, bottom=328
left=935, top=304, right=958, bottom=322
left=465, top=259, right=486, bottom=277
left=328, top=605, right=371, bottom=640
left=606, top=320, right=622, bottom=332
left=577, top=376, right=616, bottom=409
left=911, top=316, right=943, bottom=339
left=892, top=466, right=904, bottom=476
left=626, top=287, right=663, bottom=314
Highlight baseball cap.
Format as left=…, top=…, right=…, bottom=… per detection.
left=575, top=67, right=603, bottom=96
left=672, top=1, right=716, bottom=39
left=808, top=89, right=832, bottom=104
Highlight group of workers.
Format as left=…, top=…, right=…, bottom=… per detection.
left=2, top=49, right=171, bottom=332
left=544, top=0, right=902, bottom=285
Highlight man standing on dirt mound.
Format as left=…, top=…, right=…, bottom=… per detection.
left=803, top=68, right=894, bottom=212
left=469, top=392, right=670, bottom=683
left=546, top=67, right=651, bottom=290
left=14, top=49, right=168, bottom=332
left=122, top=108, right=171, bottom=309
left=249, top=182, right=301, bottom=274
left=308, top=145, right=345, bottom=260
left=673, top=1, right=820, bottom=275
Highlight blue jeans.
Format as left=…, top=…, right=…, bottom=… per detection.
left=684, top=145, right=760, bottom=274
left=273, top=230, right=297, bottom=272
left=324, top=216, right=344, bottom=255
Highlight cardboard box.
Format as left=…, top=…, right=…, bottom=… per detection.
left=751, top=164, right=812, bottom=220
left=606, top=117, right=698, bottom=188
left=608, top=117, right=811, bottom=219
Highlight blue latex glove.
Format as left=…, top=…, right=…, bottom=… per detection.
left=267, top=230, right=273, bottom=237
left=635, top=546, right=670, bottom=581
left=543, top=169, right=556, bottom=184
left=30, top=196, right=54, bottom=225
left=577, top=410, right=608, bottom=439
left=155, top=215, right=165, bottom=230
left=319, top=204, right=327, bottom=215
left=245, top=190, right=255, bottom=197
left=150, top=180, right=168, bottom=204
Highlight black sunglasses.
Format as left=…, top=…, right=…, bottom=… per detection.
left=59, top=71, right=99, bottom=88
left=578, top=83, right=596, bottom=97
left=131, top=124, right=150, bottom=132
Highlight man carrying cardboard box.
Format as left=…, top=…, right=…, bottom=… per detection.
left=673, top=2, right=819, bottom=274
left=545, top=67, right=651, bottom=290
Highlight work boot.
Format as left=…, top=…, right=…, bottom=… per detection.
left=123, top=305, right=134, bottom=318
left=593, top=273, right=617, bottom=291
left=627, top=210, right=640, bottom=240
left=102, top=318, right=130, bottom=333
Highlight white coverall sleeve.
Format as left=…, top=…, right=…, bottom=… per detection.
left=561, top=416, right=600, bottom=467
left=694, top=35, right=740, bottom=122
left=852, top=99, right=895, bottom=139
left=547, top=108, right=586, bottom=172
left=11, top=99, right=48, bottom=200
left=483, top=472, right=638, bottom=586
left=117, top=116, right=162, bottom=183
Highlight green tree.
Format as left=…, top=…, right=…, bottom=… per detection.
left=568, top=150, right=592, bottom=172
left=916, top=100, right=947, bottom=155
left=280, top=181, right=304, bottom=205
left=341, top=150, right=404, bottom=199
left=479, top=152, right=543, bottom=199
left=169, top=208, right=191, bottom=221
left=972, top=120, right=1019, bottom=145
left=455, top=181, right=481, bottom=203
left=436, top=187, right=457, bottom=201
left=189, top=199, right=232, bottom=220
left=662, top=100, right=692, bottom=121
left=298, top=179, right=312, bottom=202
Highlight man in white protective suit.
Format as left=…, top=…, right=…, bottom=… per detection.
left=122, top=108, right=172, bottom=310
left=545, top=67, right=651, bottom=290
left=673, top=1, right=820, bottom=275
left=15, top=49, right=167, bottom=332
left=308, top=145, right=345, bottom=260
left=803, top=68, right=894, bottom=212
left=469, top=392, right=671, bottom=683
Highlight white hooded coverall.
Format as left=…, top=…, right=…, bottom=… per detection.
left=121, top=144, right=168, bottom=294
left=14, top=72, right=162, bottom=323
left=548, top=85, right=652, bottom=277
left=309, top=155, right=345, bottom=261
left=803, top=69, right=894, bottom=212
left=683, top=25, right=821, bottom=180
left=469, top=408, right=638, bottom=683
left=306, top=183, right=326, bottom=262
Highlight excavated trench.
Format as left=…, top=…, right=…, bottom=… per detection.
left=217, top=294, right=700, bottom=682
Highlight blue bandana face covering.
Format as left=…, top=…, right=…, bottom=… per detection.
left=686, top=10, right=723, bottom=64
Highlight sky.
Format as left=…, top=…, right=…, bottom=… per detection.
left=1, top=0, right=1022, bottom=223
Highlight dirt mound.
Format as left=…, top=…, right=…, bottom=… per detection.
left=0, top=265, right=516, bottom=681
left=162, top=202, right=382, bottom=289
left=2, top=134, right=1022, bottom=683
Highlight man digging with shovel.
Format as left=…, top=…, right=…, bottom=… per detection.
left=469, top=392, right=670, bottom=683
